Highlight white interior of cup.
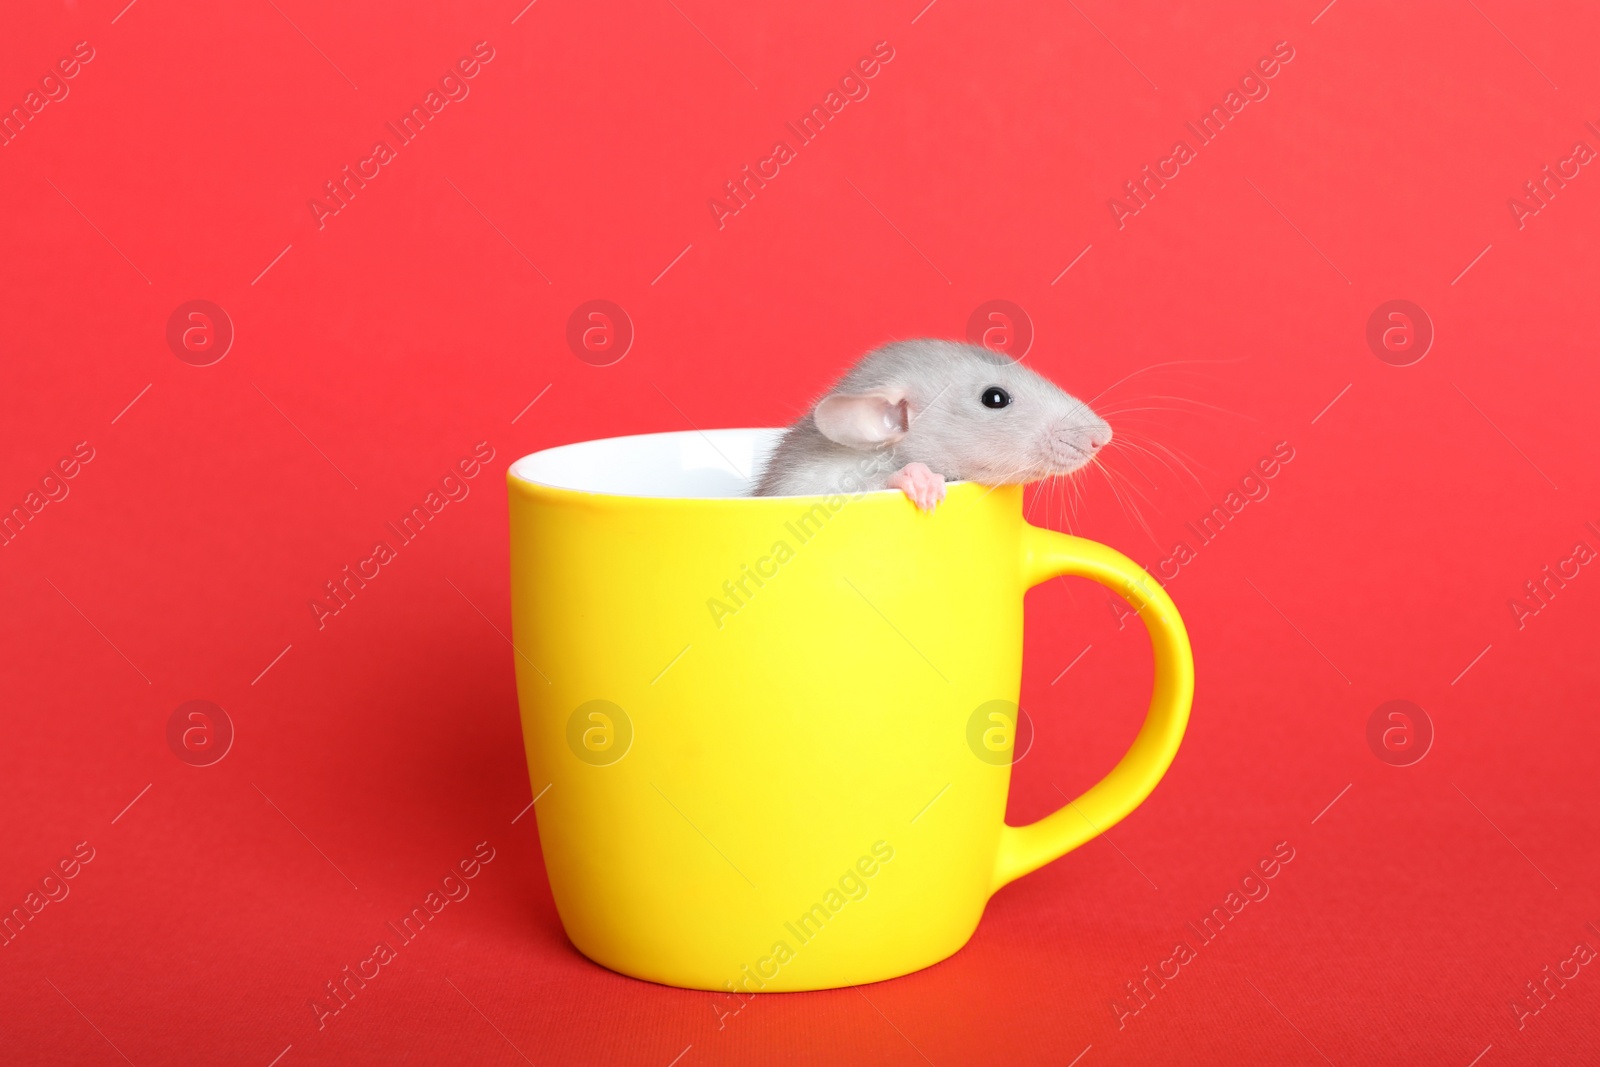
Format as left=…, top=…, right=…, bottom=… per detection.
left=510, top=428, right=788, bottom=499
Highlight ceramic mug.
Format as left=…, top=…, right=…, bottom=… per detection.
left=507, top=428, right=1192, bottom=992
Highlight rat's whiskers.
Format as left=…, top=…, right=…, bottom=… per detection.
left=1105, top=428, right=1212, bottom=502
left=1092, top=456, right=1159, bottom=547
left=1088, top=356, right=1248, bottom=407
left=1100, top=393, right=1255, bottom=423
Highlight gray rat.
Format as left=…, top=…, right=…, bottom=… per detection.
left=753, top=339, right=1111, bottom=510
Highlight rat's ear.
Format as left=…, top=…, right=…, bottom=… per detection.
left=813, top=391, right=909, bottom=449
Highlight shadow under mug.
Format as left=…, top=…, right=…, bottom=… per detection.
left=507, top=428, right=1193, bottom=992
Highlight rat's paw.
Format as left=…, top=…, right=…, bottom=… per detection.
left=889, top=462, right=946, bottom=512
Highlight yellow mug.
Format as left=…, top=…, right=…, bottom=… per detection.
left=507, top=428, right=1192, bottom=992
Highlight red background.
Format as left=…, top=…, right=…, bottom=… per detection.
left=3, top=0, right=1599, bottom=1063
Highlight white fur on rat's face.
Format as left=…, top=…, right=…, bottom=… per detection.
left=889, top=342, right=1111, bottom=485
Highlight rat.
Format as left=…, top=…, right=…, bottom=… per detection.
left=753, top=339, right=1112, bottom=510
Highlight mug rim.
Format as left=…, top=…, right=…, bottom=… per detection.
left=507, top=427, right=969, bottom=502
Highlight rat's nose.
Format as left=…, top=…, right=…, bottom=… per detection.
left=1087, top=424, right=1112, bottom=451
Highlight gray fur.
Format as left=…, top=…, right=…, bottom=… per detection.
left=753, top=339, right=1110, bottom=496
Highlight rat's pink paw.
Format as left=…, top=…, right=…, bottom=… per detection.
left=888, top=462, right=946, bottom=512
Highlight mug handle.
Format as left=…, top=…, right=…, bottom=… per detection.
left=990, top=523, right=1195, bottom=892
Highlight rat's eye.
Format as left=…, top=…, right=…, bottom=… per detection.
left=981, top=386, right=1011, bottom=409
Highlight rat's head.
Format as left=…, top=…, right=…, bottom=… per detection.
left=811, top=339, right=1111, bottom=484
